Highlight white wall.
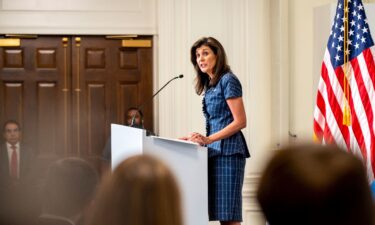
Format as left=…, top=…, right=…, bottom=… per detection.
left=0, top=0, right=156, bottom=34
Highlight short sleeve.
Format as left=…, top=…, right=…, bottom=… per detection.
left=221, top=73, right=242, bottom=99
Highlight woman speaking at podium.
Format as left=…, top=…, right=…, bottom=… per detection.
left=181, top=37, right=250, bottom=225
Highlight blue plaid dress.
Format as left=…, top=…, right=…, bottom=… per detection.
left=203, top=72, right=250, bottom=221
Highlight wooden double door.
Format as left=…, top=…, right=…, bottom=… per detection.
left=0, top=35, right=153, bottom=162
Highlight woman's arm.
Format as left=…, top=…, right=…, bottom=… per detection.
left=190, top=97, right=246, bottom=145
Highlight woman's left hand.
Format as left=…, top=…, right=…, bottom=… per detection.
left=188, top=132, right=213, bottom=146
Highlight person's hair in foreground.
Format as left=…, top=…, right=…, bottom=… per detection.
left=87, top=154, right=183, bottom=225
left=42, top=157, right=99, bottom=220
left=257, top=144, right=374, bottom=225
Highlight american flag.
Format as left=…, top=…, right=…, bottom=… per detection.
left=313, top=0, right=375, bottom=182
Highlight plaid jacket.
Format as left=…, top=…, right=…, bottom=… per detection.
left=203, top=72, right=250, bottom=158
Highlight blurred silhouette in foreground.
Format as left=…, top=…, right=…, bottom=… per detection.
left=257, top=144, right=374, bottom=225
left=87, top=155, right=183, bottom=225
left=38, top=158, right=98, bottom=225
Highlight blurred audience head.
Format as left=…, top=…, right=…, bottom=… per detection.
left=87, top=154, right=183, bottom=225
left=42, top=158, right=98, bottom=221
left=257, top=144, right=374, bottom=225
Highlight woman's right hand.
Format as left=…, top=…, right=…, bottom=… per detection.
left=178, top=136, right=189, bottom=140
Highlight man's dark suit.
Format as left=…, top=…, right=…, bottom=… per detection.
left=0, top=142, right=34, bottom=224
left=0, top=142, right=33, bottom=186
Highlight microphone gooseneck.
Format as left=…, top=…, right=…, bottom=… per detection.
left=130, top=74, right=184, bottom=127
left=130, top=115, right=136, bottom=127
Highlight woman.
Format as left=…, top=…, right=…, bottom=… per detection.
left=86, top=155, right=183, bottom=225
left=181, top=37, right=250, bottom=225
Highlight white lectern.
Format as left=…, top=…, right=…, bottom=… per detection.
left=111, top=124, right=208, bottom=225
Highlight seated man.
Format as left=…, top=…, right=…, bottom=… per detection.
left=102, top=107, right=144, bottom=162
left=38, top=158, right=98, bottom=225
left=257, top=144, right=374, bottom=225
left=126, top=107, right=144, bottom=129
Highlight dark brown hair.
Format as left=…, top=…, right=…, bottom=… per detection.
left=2, top=119, right=21, bottom=132
left=190, top=37, right=231, bottom=95
left=87, top=155, right=183, bottom=225
left=126, top=107, right=144, bottom=119
left=257, top=144, right=374, bottom=225
left=43, top=157, right=99, bottom=217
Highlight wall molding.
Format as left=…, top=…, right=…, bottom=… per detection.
left=271, top=0, right=290, bottom=148
left=0, top=0, right=156, bottom=35
left=243, top=173, right=261, bottom=212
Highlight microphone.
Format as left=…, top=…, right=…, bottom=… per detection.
left=130, top=74, right=184, bottom=127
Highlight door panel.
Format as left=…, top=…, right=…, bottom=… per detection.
left=87, top=83, right=106, bottom=155
left=3, top=83, right=23, bottom=123
left=37, top=82, right=58, bottom=155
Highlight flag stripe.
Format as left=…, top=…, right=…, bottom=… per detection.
left=354, top=51, right=375, bottom=176
left=314, top=83, right=326, bottom=141
left=351, top=57, right=372, bottom=153
left=347, top=59, right=369, bottom=156
left=323, top=121, right=336, bottom=145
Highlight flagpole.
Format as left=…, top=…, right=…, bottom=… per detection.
left=343, top=0, right=351, bottom=126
